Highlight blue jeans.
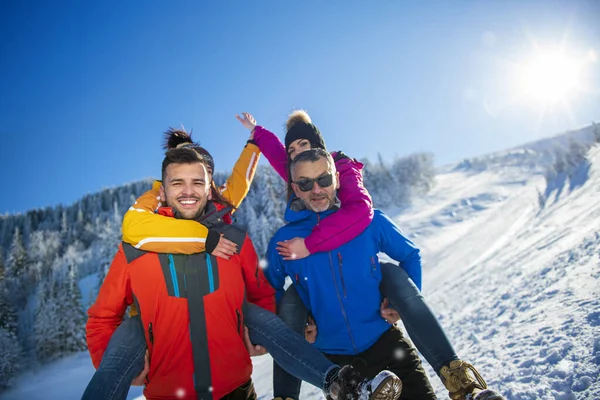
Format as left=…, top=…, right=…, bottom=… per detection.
left=380, top=262, right=458, bottom=373
left=273, top=262, right=458, bottom=399
left=82, top=305, right=337, bottom=400
left=82, top=316, right=147, bottom=400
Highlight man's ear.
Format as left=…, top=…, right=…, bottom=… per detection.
left=159, top=185, right=166, bottom=204
left=335, top=171, right=340, bottom=190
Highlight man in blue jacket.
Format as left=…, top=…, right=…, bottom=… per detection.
left=265, top=149, right=436, bottom=400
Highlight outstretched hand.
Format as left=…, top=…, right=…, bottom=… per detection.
left=243, top=326, right=267, bottom=356
left=236, top=112, right=257, bottom=138
left=380, top=298, right=401, bottom=324
left=131, top=350, right=149, bottom=386
left=276, top=237, right=310, bottom=260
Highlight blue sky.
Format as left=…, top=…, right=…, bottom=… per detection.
left=1, top=0, right=599, bottom=214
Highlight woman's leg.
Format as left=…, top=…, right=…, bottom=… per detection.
left=379, top=262, right=459, bottom=375
left=244, top=300, right=337, bottom=399
left=274, top=285, right=310, bottom=399
left=81, top=315, right=147, bottom=400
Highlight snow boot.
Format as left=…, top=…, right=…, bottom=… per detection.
left=440, top=360, right=505, bottom=400
left=328, top=365, right=402, bottom=400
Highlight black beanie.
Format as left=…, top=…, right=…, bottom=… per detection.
left=285, top=122, right=327, bottom=152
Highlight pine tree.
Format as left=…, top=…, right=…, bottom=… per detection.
left=0, top=247, right=4, bottom=282
left=33, top=279, right=61, bottom=362
left=6, top=228, right=34, bottom=310
left=0, top=327, right=22, bottom=389
left=61, top=263, right=86, bottom=354
left=0, top=287, right=17, bottom=335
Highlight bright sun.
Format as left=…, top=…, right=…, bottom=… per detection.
left=520, top=52, right=582, bottom=104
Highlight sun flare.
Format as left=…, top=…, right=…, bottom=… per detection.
left=520, top=51, right=582, bottom=104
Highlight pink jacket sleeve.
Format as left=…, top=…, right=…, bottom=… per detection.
left=304, top=153, right=374, bottom=253
left=253, top=126, right=289, bottom=181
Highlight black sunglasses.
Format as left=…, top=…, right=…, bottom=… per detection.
left=293, top=173, right=334, bottom=192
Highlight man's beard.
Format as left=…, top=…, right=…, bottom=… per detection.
left=168, top=196, right=208, bottom=221
left=304, top=193, right=335, bottom=213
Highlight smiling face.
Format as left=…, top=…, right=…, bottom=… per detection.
left=287, top=138, right=312, bottom=160
left=291, top=156, right=339, bottom=212
left=160, top=162, right=212, bottom=220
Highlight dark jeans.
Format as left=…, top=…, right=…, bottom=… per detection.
left=273, top=262, right=458, bottom=399
left=325, top=327, right=436, bottom=400
left=82, top=305, right=337, bottom=400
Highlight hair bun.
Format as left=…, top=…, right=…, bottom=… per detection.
left=163, top=128, right=193, bottom=150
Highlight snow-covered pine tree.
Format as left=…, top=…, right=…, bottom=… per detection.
left=60, top=262, right=86, bottom=354
left=0, top=286, right=17, bottom=335
left=33, top=278, right=61, bottom=362
left=5, top=228, right=34, bottom=310
left=0, top=327, right=22, bottom=390
left=0, top=247, right=4, bottom=281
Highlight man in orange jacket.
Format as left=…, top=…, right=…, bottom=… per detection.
left=86, top=141, right=277, bottom=399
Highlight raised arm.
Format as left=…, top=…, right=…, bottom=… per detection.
left=237, top=112, right=289, bottom=181
left=375, top=210, right=422, bottom=290
left=218, top=141, right=261, bottom=208
left=253, top=126, right=288, bottom=180
left=86, top=245, right=133, bottom=368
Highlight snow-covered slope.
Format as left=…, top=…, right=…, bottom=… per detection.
left=3, top=142, right=599, bottom=400
left=393, top=145, right=600, bottom=399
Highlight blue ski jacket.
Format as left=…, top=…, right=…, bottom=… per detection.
left=265, top=201, right=422, bottom=355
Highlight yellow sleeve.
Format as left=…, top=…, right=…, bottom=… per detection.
left=121, top=181, right=209, bottom=254
left=219, top=142, right=261, bottom=210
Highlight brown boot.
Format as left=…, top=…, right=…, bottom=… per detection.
left=440, top=360, right=487, bottom=400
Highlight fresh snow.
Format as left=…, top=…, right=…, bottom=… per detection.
left=2, top=141, right=599, bottom=400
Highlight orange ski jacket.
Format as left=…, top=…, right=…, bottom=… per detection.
left=86, top=212, right=275, bottom=400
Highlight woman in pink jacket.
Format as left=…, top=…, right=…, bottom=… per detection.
left=237, top=111, right=504, bottom=400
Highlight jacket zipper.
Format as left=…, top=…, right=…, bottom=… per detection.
left=337, top=253, right=347, bottom=298
left=148, top=322, right=154, bottom=344
left=328, top=252, right=358, bottom=353
left=316, top=213, right=321, bottom=226
left=146, top=322, right=154, bottom=385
